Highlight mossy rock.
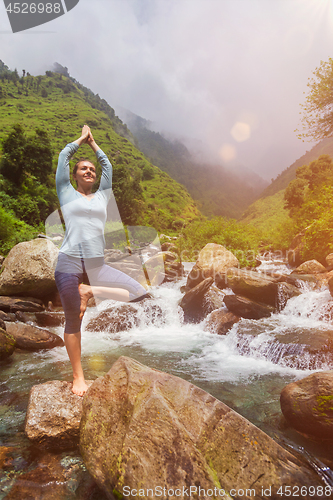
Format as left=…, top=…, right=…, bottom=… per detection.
left=0, top=327, right=16, bottom=359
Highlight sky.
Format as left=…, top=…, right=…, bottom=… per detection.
left=0, top=0, right=333, bottom=180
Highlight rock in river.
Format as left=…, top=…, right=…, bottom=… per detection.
left=0, top=327, right=16, bottom=360
left=25, top=380, right=93, bottom=450
left=80, top=356, right=325, bottom=500
left=5, top=322, right=64, bottom=350
left=280, top=370, right=333, bottom=439
left=223, top=294, right=275, bottom=319
left=0, top=238, right=58, bottom=299
left=186, top=243, right=239, bottom=289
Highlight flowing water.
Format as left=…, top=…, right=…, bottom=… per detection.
left=1, top=257, right=333, bottom=497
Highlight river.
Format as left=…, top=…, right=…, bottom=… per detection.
left=1, top=256, right=333, bottom=497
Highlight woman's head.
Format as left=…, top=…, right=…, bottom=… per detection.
left=73, top=159, right=96, bottom=192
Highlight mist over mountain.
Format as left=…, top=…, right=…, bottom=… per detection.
left=117, top=107, right=268, bottom=219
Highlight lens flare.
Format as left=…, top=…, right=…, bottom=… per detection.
left=231, top=122, right=251, bottom=142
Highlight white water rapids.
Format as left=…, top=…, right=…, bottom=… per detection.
left=1, top=256, right=333, bottom=495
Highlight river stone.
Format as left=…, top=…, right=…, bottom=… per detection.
left=0, top=310, right=16, bottom=322
left=179, top=277, right=214, bottom=322
left=0, top=327, right=16, bottom=359
left=5, top=322, right=64, bottom=350
left=0, top=238, right=59, bottom=298
left=280, top=371, right=333, bottom=439
left=223, top=294, right=274, bottom=319
left=35, top=311, right=65, bottom=327
left=223, top=268, right=279, bottom=307
left=186, top=243, right=239, bottom=289
left=291, top=259, right=327, bottom=275
left=80, top=356, right=325, bottom=500
left=326, top=253, right=333, bottom=268
left=205, top=308, right=240, bottom=335
left=25, top=380, right=93, bottom=450
left=86, top=304, right=139, bottom=333
left=0, top=295, right=44, bottom=313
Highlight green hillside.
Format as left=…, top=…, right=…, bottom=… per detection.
left=240, top=136, right=333, bottom=249
left=260, top=136, right=333, bottom=198
left=117, top=108, right=267, bottom=219
left=0, top=62, right=201, bottom=243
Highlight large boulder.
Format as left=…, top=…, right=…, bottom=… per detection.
left=0, top=238, right=58, bottom=299
left=0, top=327, right=16, bottom=359
left=179, top=277, right=214, bottom=322
left=25, top=380, right=93, bottom=450
left=5, top=322, right=64, bottom=350
left=80, top=357, right=325, bottom=500
left=186, top=243, right=239, bottom=289
left=222, top=268, right=279, bottom=307
left=291, top=259, right=327, bottom=275
left=280, top=371, right=333, bottom=439
left=223, top=294, right=275, bottom=319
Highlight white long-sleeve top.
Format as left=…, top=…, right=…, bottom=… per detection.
left=56, top=142, right=112, bottom=258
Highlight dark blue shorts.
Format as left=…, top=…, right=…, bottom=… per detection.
left=55, top=253, right=147, bottom=334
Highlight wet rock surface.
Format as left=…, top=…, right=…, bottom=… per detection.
left=205, top=308, right=240, bottom=335
left=280, top=371, right=333, bottom=439
left=25, top=380, right=94, bottom=450
left=80, top=356, right=325, bottom=500
left=223, top=294, right=275, bottom=319
left=5, top=322, right=64, bottom=350
left=0, top=327, right=16, bottom=359
left=180, top=277, right=214, bottom=322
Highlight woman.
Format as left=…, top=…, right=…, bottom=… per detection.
left=55, top=125, right=148, bottom=396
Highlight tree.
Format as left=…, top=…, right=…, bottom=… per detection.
left=297, top=58, right=333, bottom=141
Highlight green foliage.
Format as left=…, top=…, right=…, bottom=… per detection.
left=178, top=217, right=262, bottom=267
left=297, top=58, right=333, bottom=141
left=283, top=154, right=333, bottom=263
left=0, top=204, right=37, bottom=254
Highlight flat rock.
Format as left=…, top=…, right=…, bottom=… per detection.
left=280, top=371, right=333, bottom=439
left=0, top=295, right=44, bottom=313
left=5, top=322, right=64, bottom=350
left=0, top=238, right=58, bottom=298
left=80, top=356, right=325, bottom=500
left=25, top=380, right=94, bottom=450
left=0, top=327, right=16, bottom=359
left=223, top=294, right=274, bottom=319
left=224, top=268, right=279, bottom=307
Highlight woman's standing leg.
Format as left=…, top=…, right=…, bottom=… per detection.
left=55, top=269, right=88, bottom=396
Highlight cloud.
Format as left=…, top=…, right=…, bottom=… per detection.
left=0, top=0, right=332, bottom=178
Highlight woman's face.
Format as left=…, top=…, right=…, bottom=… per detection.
left=73, top=161, right=96, bottom=189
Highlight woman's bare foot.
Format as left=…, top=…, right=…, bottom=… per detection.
left=78, top=284, right=93, bottom=320
left=72, top=376, right=88, bottom=396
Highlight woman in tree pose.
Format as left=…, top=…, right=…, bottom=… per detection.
left=55, top=125, right=147, bottom=396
